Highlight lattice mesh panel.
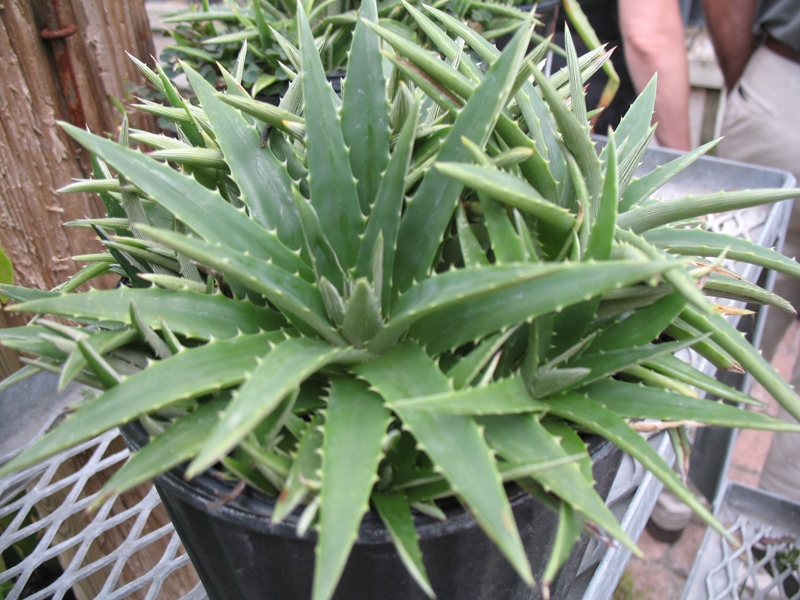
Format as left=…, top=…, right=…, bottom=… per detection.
left=703, top=516, right=799, bottom=600
left=0, top=429, right=205, bottom=600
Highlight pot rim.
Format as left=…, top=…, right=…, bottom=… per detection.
left=120, top=420, right=616, bottom=545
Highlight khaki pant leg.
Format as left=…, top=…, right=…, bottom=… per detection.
left=716, top=46, right=800, bottom=361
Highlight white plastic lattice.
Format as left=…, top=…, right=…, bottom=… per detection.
left=704, top=516, right=799, bottom=600
left=0, top=429, right=206, bottom=600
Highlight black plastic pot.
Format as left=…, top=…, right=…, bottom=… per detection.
left=121, top=422, right=622, bottom=600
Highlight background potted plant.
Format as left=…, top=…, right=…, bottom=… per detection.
left=1, top=3, right=800, bottom=600
left=154, top=0, right=565, bottom=98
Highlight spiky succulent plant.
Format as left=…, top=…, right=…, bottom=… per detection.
left=2, top=3, right=800, bottom=600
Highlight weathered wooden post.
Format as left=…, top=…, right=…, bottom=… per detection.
left=1, top=3, right=201, bottom=597
left=0, top=0, right=159, bottom=375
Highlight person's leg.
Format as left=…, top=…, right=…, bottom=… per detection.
left=715, top=45, right=800, bottom=503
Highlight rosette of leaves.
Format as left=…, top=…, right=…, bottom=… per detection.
left=2, top=3, right=800, bottom=600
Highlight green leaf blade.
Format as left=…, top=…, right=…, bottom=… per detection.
left=182, top=64, right=304, bottom=251
left=340, top=0, right=391, bottom=215
left=583, top=378, right=800, bottom=432
left=643, top=226, right=800, bottom=279
left=542, top=392, right=735, bottom=544
left=394, top=375, right=545, bottom=414
left=93, top=399, right=226, bottom=508
left=354, top=344, right=534, bottom=586
left=298, top=7, right=364, bottom=272
left=187, top=337, right=348, bottom=479
left=314, top=378, right=391, bottom=600
left=372, top=491, right=435, bottom=598
left=0, top=332, right=284, bottom=477
left=8, top=287, right=286, bottom=340
left=434, top=163, right=575, bottom=245
left=390, top=261, right=679, bottom=355
left=60, top=124, right=312, bottom=281
left=618, top=189, right=800, bottom=234
left=139, top=226, right=345, bottom=346
left=392, top=21, right=532, bottom=293
left=480, top=413, right=635, bottom=551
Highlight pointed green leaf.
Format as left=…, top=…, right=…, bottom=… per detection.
left=644, top=354, right=762, bottom=406
left=527, top=367, right=591, bottom=398
left=183, top=64, right=304, bottom=251
left=354, top=344, right=534, bottom=586
left=394, top=375, right=545, bottom=414
left=129, top=300, right=172, bottom=359
left=293, top=189, right=346, bottom=292
left=187, top=338, right=354, bottom=478
left=366, top=19, right=475, bottom=101
left=433, top=163, right=575, bottom=247
left=618, top=189, right=800, bottom=234
left=380, top=260, right=678, bottom=355
left=704, top=270, right=795, bottom=313
left=372, top=491, right=436, bottom=599
left=620, top=140, right=719, bottom=212
left=615, top=227, right=714, bottom=317
left=60, top=124, right=313, bottom=281
left=455, top=203, right=490, bottom=268
left=217, top=93, right=306, bottom=140
left=8, top=287, right=285, bottom=340
left=643, top=226, right=800, bottom=278
left=589, top=292, right=687, bottom=353
left=92, top=398, right=226, bottom=509
left=563, top=338, right=705, bottom=394
left=681, top=304, right=800, bottom=422
left=273, top=415, right=323, bottom=524
left=666, top=318, right=741, bottom=373
left=402, top=0, right=482, bottom=82
left=541, top=392, right=735, bottom=544
left=314, top=377, right=391, bottom=600
left=617, top=125, right=656, bottom=194
left=585, top=130, right=618, bottom=261
left=584, top=378, right=800, bottom=431
left=355, top=95, right=420, bottom=311
left=609, top=75, right=657, bottom=167
left=374, top=262, right=564, bottom=352
left=341, top=278, right=383, bottom=347
left=448, top=326, right=520, bottom=389
left=564, top=27, right=588, bottom=128
left=60, top=328, right=139, bottom=390
left=532, top=64, right=602, bottom=203
left=393, top=21, right=532, bottom=293
left=479, top=192, right=526, bottom=263
left=480, top=413, right=635, bottom=550
left=298, top=7, right=363, bottom=271
left=341, top=0, right=390, bottom=215
left=542, top=502, right=585, bottom=594
left=139, top=226, right=345, bottom=346
left=0, top=332, right=284, bottom=477
left=148, top=148, right=228, bottom=170
left=0, top=284, right=58, bottom=304
left=0, top=327, right=69, bottom=362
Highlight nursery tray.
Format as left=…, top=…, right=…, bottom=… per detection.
left=0, top=148, right=795, bottom=600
